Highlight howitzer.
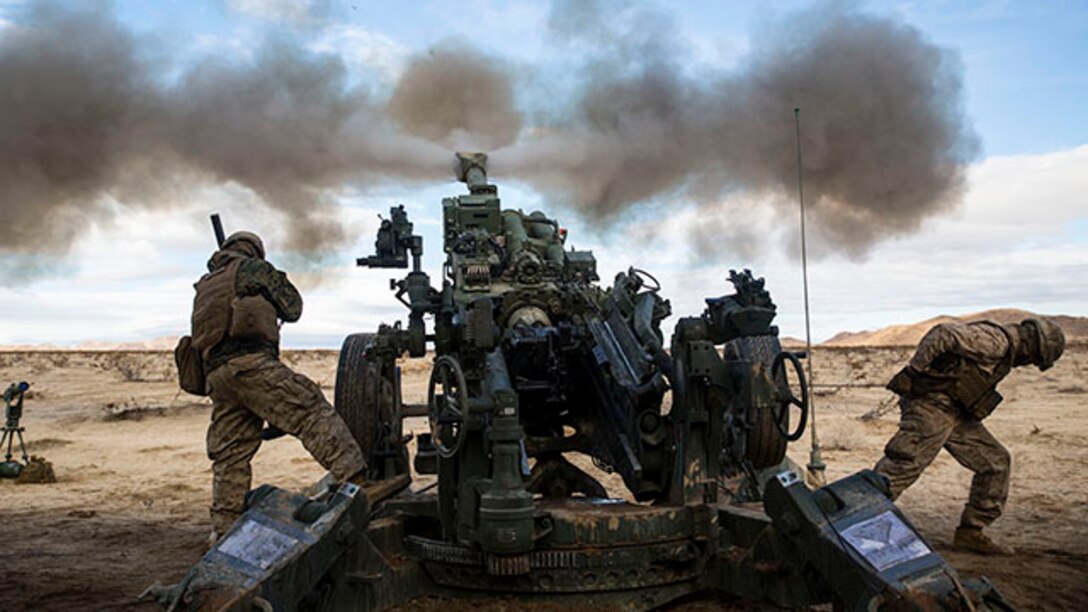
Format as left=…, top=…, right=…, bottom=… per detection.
left=161, top=154, right=1011, bottom=611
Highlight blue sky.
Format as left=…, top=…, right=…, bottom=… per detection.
left=1, top=0, right=1086, bottom=347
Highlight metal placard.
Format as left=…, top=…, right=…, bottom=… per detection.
left=839, top=510, right=931, bottom=571
left=218, top=520, right=299, bottom=570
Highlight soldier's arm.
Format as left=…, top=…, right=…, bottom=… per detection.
left=237, top=259, right=303, bottom=322
left=908, top=324, right=963, bottom=371
left=909, top=323, right=1010, bottom=371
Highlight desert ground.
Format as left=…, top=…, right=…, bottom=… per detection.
left=1, top=345, right=1086, bottom=611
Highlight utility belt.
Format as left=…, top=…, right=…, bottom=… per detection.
left=886, top=363, right=1007, bottom=421
left=205, top=339, right=280, bottom=374
left=204, top=294, right=283, bottom=373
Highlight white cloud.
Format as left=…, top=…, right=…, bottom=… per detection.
left=759, top=145, right=1088, bottom=340
left=226, top=0, right=327, bottom=24
left=309, top=25, right=409, bottom=84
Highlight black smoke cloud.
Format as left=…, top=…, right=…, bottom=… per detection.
left=0, top=2, right=157, bottom=256
left=494, top=0, right=979, bottom=256
left=388, top=42, right=522, bottom=151
left=0, top=0, right=978, bottom=270
left=0, top=2, right=501, bottom=260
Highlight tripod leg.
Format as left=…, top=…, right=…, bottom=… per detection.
left=2, top=429, right=12, bottom=462
left=16, top=429, right=28, bottom=463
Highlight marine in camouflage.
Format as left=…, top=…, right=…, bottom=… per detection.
left=875, top=319, right=1064, bottom=551
left=192, top=232, right=365, bottom=535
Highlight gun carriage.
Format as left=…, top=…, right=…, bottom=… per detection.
left=166, top=154, right=1009, bottom=611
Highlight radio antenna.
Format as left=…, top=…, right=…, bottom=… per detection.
left=795, top=108, right=826, bottom=485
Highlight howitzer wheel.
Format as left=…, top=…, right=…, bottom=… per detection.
left=724, top=335, right=788, bottom=469
left=335, top=333, right=395, bottom=468
left=428, top=355, right=469, bottom=459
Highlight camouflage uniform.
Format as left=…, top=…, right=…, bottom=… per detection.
left=875, top=322, right=1015, bottom=530
left=192, top=234, right=365, bottom=535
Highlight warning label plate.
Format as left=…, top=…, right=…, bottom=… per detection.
left=840, top=510, right=932, bottom=571
left=218, top=520, right=298, bottom=571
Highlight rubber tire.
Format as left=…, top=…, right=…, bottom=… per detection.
left=723, top=335, right=787, bottom=469
left=335, top=333, right=380, bottom=460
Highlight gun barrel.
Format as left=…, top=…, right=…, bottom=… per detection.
left=455, top=152, right=489, bottom=190
left=210, top=214, right=226, bottom=248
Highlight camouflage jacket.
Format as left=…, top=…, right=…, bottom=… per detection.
left=889, top=321, right=1017, bottom=418
left=908, top=321, right=1013, bottom=375
left=233, top=258, right=303, bottom=323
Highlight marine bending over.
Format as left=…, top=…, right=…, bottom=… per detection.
left=875, top=317, right=1064, bottom=555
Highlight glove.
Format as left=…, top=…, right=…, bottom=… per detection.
left=885, top=366, right=917, bottom=396
left=261, top=424, right=287, bottom=440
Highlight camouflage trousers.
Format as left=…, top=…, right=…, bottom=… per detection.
left=874, top=396, right=1010, bottom=529
left=205, top=352, right=365, bottom=534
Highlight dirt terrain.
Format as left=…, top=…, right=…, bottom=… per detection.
left=1, top=346, right=1086, bottom=611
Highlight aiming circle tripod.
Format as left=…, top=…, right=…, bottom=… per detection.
left=2, top=382, right=30, bottom=466
left=2, top=421, right=29, bottom=465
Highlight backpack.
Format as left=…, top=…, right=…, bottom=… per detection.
left=174, top=335, right=207, bottom=396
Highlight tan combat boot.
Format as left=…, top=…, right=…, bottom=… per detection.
left=953, top=526, right=1015, bottom=556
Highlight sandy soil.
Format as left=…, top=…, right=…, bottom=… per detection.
left=1, top=347, right=1085, bottom=611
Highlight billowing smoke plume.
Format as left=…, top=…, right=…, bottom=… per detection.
left=0, top=3, right=156, bottom=256
left=0, top=0, right=978, bottom=271
left=388, top=43, right=522, bottom=151
left=493, top=1, right=979, bottom=255
left=0, top=2, right=497, bottom=259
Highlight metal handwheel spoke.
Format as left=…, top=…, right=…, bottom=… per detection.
left=771, top=351, right=810, bottom=443
left=428, top=356, right=469, bottom=458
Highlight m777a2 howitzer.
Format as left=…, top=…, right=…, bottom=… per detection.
left=159, top=153, right=1010, bottom=611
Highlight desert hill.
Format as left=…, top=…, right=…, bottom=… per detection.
left=823, top=309, right=1088, bottom=347
left=779, top=336, right=809, bottom=349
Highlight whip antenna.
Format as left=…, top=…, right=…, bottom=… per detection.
left=795, top=108, right=826, bottom=485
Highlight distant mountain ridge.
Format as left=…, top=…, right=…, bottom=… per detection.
left=3, top=311, right=1085, bottom=350
left=0, top=335, right=181, bottom=351
left=822, top=309, right=1088, bottom=347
